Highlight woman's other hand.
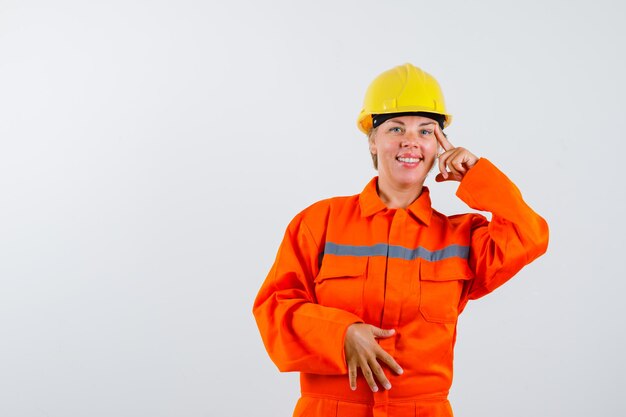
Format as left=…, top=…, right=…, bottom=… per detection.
left=344, top=323, right=403, bottom=392
left=434, top=124, right=479, bottom=182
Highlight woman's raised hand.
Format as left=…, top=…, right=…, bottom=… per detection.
left=434, top=125, right=479, bottom=182
left=344, top=323, right=403, bottom=392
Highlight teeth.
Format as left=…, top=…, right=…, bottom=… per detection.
left=397, top=157, right=421, bottom=163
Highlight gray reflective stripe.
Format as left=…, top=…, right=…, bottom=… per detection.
left=324, top=242, right=389, bottom=257
left=324, top=242, right=469, bottom=262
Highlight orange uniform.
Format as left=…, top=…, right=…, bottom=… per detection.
left=253, top=158, right=549, bottom=417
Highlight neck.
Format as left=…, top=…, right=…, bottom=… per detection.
left=376, top=176, right=424, bottom=209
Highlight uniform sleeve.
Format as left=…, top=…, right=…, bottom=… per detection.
left=456, top=158, right=549, bottom=300
left=252, top=211, right=363, bottom=374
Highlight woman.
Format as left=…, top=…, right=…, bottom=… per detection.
left=253, top=63, right=549, bottom=417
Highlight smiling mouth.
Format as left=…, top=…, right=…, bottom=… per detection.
left=396, top=156, right=422, bottom=163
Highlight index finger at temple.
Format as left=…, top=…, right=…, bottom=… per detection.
left=435, top=124, right=454, bottom=151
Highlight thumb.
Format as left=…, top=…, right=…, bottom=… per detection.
left=371, top=326, right=395, bottom=338
left=435, top=172, right=463, bottom=183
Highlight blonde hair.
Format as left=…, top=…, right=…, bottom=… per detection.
left=367, top=127, right=379, bottom=170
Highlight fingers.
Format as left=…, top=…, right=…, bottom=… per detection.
left=370, top=326, right=403, bottom=374
left=348, top=362, right=358, bottom=391
left=377, top=348, right=404, bottom=376
left=435, top=124, right=454, bottom=151
left=344, top=324, right=402, bottom=392
left=436, top=147, right=479, bottom=182
left=440, top=150, right=465, bottom=177
left=347, top=353, right=383, bottom=392
left=353, top=350, right=394, bottom=392
left=371, top=326, right=395, bottom=338
left=368, top=358, right=391, bottom=391
left=438, top=149, right=451, bottom=180
left=359, top=357, right=383, bottom=392
left=435, top=171, right=464, bottom=183
left=434, top=126, right=479, bottom=182
left=437, top=150, right=462, bottom=181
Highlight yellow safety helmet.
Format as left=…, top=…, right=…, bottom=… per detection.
left=357, top=63, right=452, bottom=134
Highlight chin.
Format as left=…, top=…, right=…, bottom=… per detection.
left=392, top=174, right=426, bottom=188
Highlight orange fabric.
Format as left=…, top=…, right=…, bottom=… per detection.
left=253, top=158, right=549, bottom=417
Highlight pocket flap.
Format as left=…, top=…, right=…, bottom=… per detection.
left=315, top=256, right=368, bottom=282
left=419, top=259, right=473, bottom=324
left=420, top=259, right=474, bottom=282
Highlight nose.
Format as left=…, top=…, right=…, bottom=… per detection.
left=401, top=131, right=420, bottom=148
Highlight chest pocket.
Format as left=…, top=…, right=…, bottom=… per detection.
left=419, top=260, right=473, bottom=323
left=314, top=256, right=368, bottom=317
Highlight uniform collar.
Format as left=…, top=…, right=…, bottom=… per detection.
left=359, top=177, right=433, bottom=226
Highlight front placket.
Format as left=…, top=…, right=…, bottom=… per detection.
left=373, top=209, right=410, bottom=417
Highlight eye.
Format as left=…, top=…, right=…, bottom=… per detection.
left=388, top=126, right=403, bottom=133
left=420, top=129, right=433, bottom=135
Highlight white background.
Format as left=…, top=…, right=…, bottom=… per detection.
left=1, top=0, right=625, bottom=416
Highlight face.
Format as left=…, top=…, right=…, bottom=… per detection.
left=369, top=115, right=439, bottom=189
